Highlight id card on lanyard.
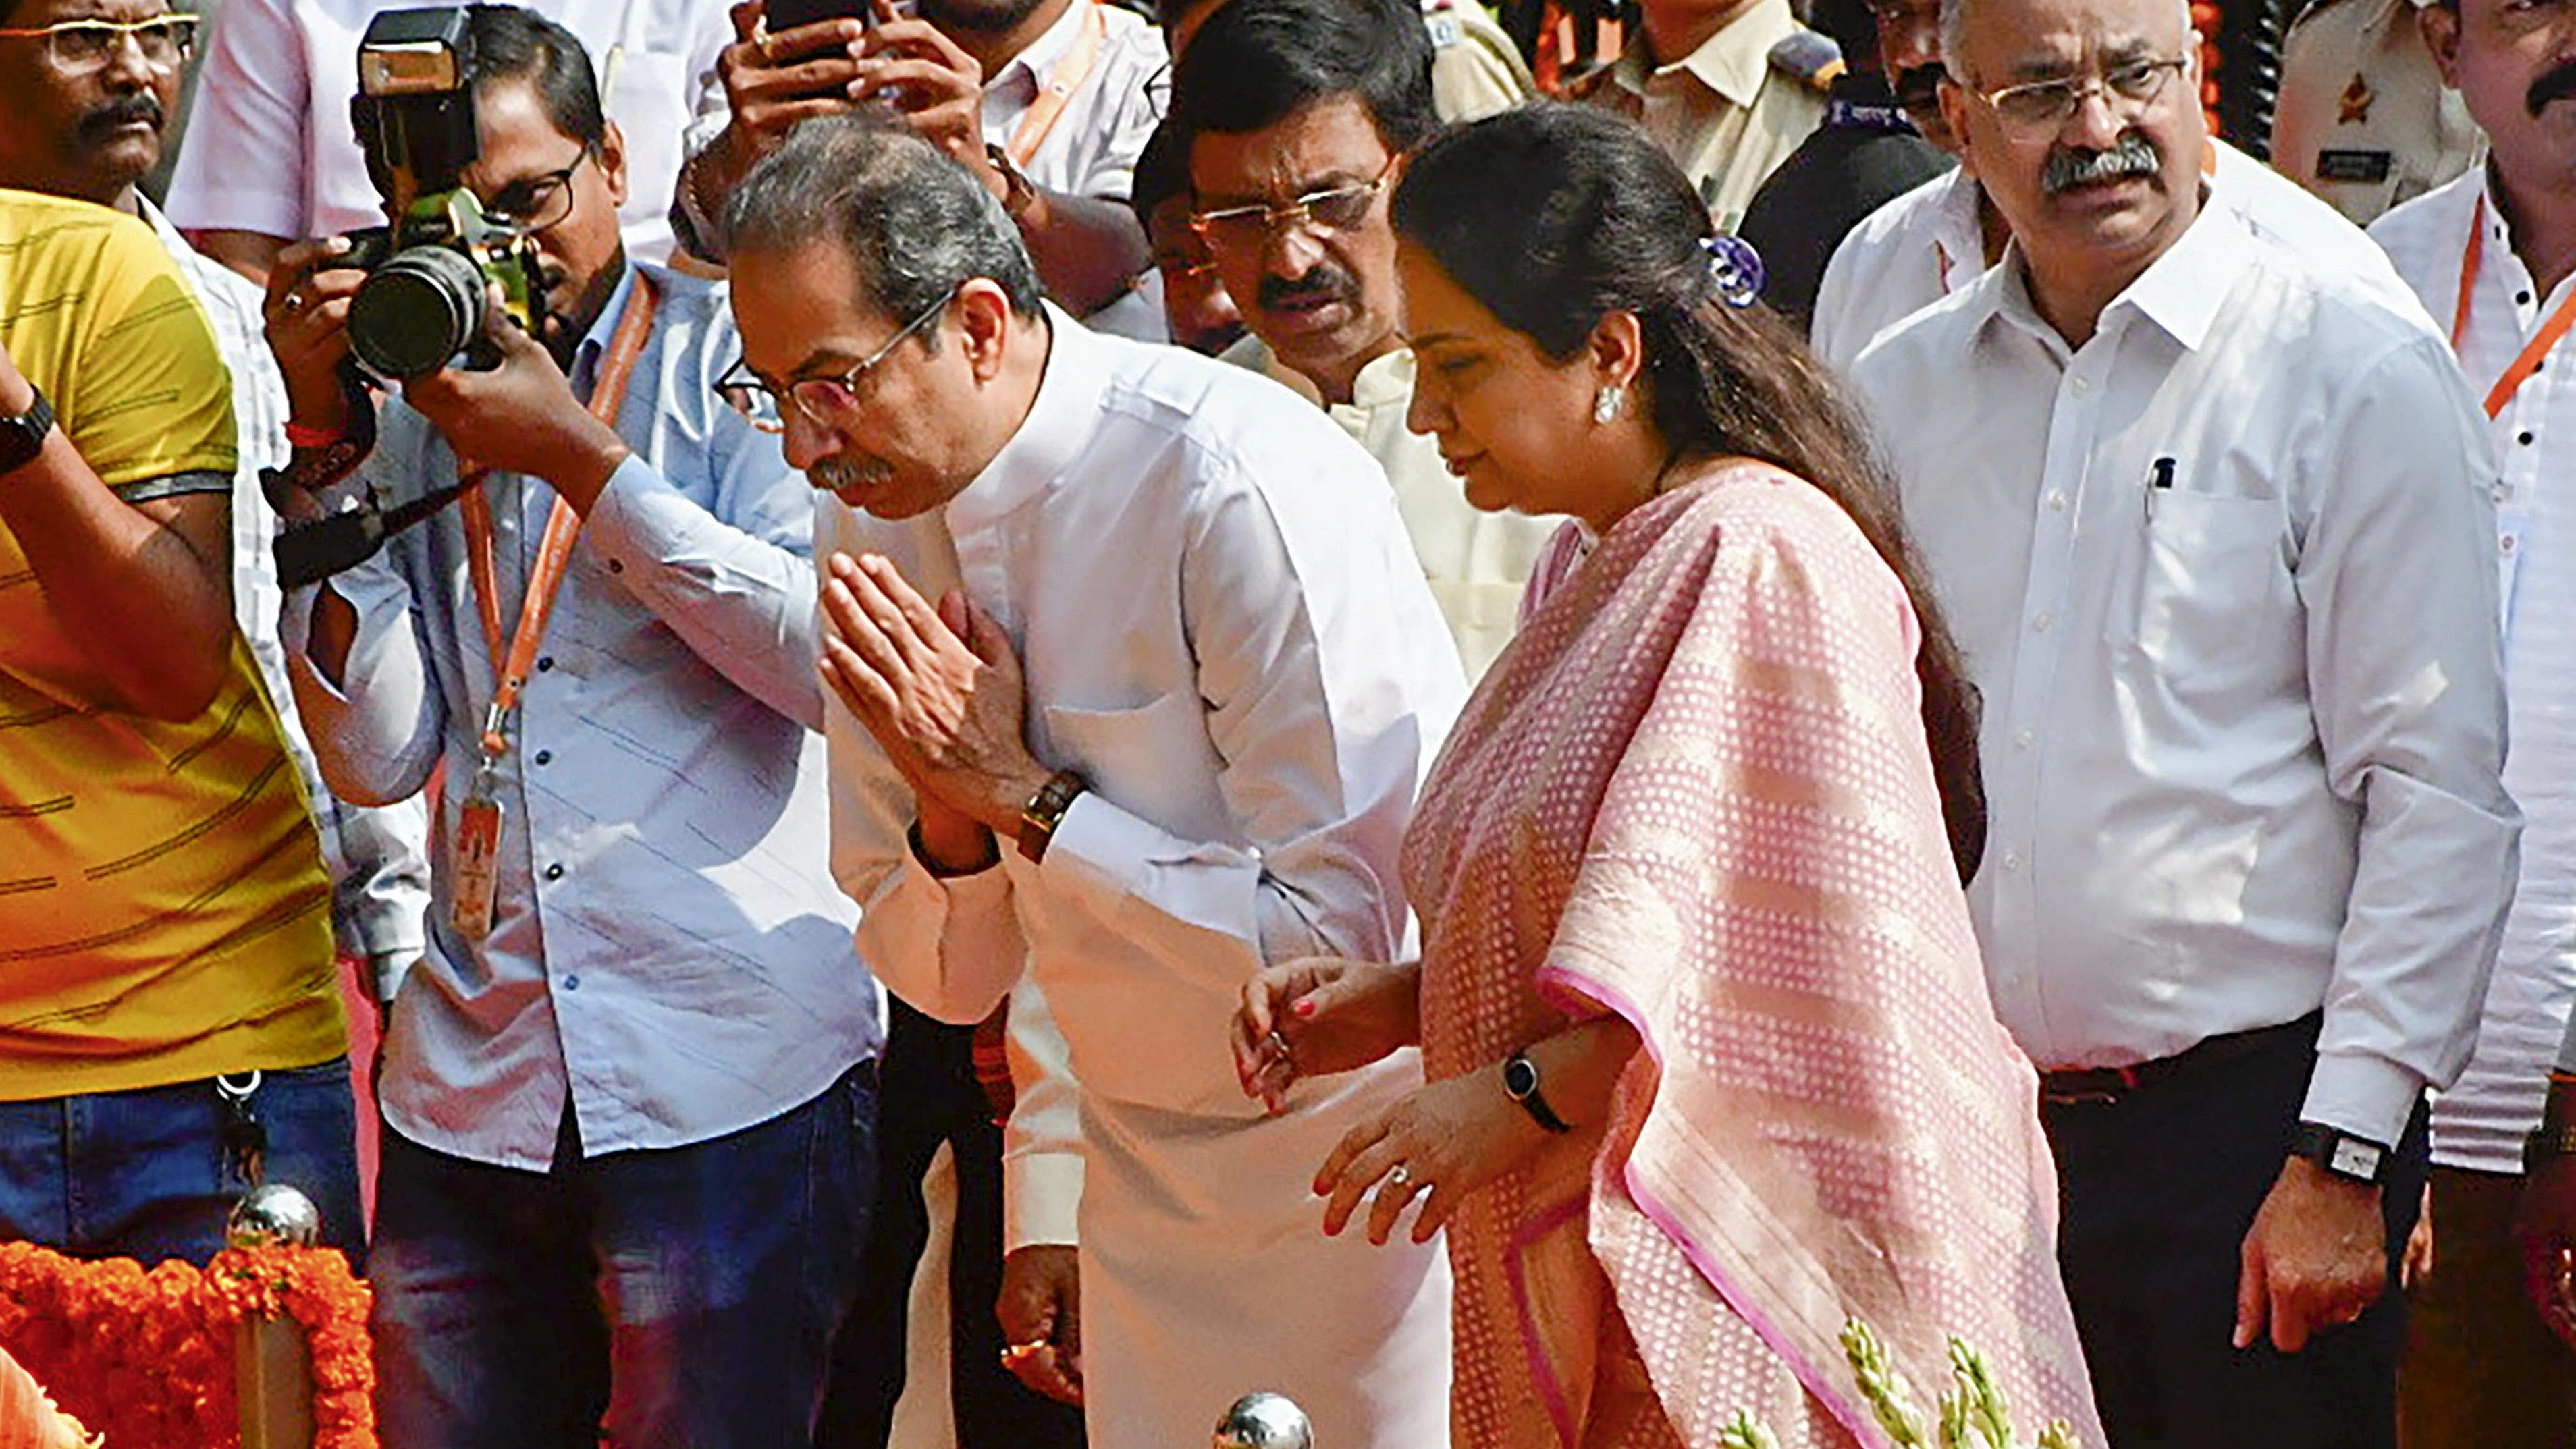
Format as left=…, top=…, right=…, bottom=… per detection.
left=450, top=276, right=662, bottom=941
left=2453, top=195, right=2575, bottom=641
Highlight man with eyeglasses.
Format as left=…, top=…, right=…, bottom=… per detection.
left=1808, top=0, right=2417, bottom=366
left=723, top=110, right=1463, bottom=1449
left=1174, top=0, right=1556, bottom=682
left=1844, top=0, right=2517, bottom=1441
left=263, top=9, right=880, bottom=1446
left=0, top=0, right=435, bottom=1185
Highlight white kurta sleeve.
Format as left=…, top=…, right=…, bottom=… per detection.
left=278, top=555, right=446, bottom=810
left=1001, top=979, right=1083, bottom=1252
left=2298, top=332, right=2521, bottom=1147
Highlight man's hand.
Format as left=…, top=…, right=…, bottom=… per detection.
left=817, top=551, right=1050, bottom=835
left=263, top=236, right=368, bottom=435
left=713, top=0, right=871, bottom=167
left=2234, top=1155, right=2390, bottom=1353
left=2515, top=1081, right=2576, bottom=1349
left=400, top=301, right=631, bottom=510
left=996, top=1243, right=1083, bottom=1406
left=852, top=7, right=1012, bottom=202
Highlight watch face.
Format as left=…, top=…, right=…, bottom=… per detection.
left=2329, top=1137, right=2384, bottom=1181
left=1503, top=1056, right=1537, bottom=1101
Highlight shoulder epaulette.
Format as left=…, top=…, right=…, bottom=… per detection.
left=1767, top=28, right=1844, bottom=92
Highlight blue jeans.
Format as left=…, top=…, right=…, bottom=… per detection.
left=0, top=1057, right=365, bottom=1266
left=371, top=1062, right=878, bottom=1449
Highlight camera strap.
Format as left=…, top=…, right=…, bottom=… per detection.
left=1004, top=0, right=1104, bottom=170
left=448, top=273, right=660, bottom=941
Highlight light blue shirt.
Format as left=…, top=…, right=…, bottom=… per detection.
left=284, top=262, right=878, bottom=1170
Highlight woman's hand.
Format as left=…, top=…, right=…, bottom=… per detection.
left=1230, top=958, right=1422, bottom=1113
left=1313, top=1068, right=1548, bottom=1246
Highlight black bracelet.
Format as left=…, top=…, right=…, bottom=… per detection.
left=909, top=818, right=1001, bottom=879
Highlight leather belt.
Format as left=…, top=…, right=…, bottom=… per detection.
left=2039, top=1013, right=2320, bottom=1107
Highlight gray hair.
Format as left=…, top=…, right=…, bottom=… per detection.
left=723, top=113, right=1045, bottom=326
left=1940, top=0, right=2195, bottom=85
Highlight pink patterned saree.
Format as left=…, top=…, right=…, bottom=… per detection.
left=1405, top=462, right=2102, bottom=1449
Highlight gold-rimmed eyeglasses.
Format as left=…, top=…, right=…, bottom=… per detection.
left=1188, top=155, right=1399, bottom=254
left=716, top=285, right=959, bottom=435
left=0, top=13, right=199, bottom=75
left=1968, top=55, right=2189, bottom=136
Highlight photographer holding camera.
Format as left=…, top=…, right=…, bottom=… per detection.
left=267, top=9, right=881, bottom=1446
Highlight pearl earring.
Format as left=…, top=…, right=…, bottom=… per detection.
left=1593, top=385, right=1622, bottom=425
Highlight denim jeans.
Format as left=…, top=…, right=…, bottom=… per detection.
left=0, top=1057, right=365, bottom=1266
left=371, top=1062, right=878, bottom=1449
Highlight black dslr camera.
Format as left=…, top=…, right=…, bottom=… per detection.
left=342, top=6, right=548, bottom=379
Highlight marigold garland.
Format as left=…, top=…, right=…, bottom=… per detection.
left=0, top=1241, right=374, bottom=1449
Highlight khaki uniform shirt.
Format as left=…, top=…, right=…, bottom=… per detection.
left=2271, top=0, right=2482, bottom=225
left=1585, top=0, right=1831, bottom=231
left=1425, top=0, right=1538, bottom=123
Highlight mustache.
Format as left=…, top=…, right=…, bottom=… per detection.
left=1894, top=64, right=1946, bottom=110
left=2531, top=62, right=2576, bottom=115
left=77, top=91, right=163, bottom=140
left=1255, top=265, right=1357, bottom=312
left=2042, top=132, right=2161, bottom=194
left=809, top=456, right=891, bottom=495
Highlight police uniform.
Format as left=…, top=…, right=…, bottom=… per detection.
left=1423, top=0, right=1538, bottom=123
left=2271, top=0, right=2482, bottom=225
left=1738, top=69, right=1954, bottom=329
left=1580, top=0, right=1835, bottom=231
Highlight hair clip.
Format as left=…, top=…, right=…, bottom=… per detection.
left=1702, top=234, right=1765, bottom=309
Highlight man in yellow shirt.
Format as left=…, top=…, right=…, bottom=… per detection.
left=0, top=187, right=358, bottom=1264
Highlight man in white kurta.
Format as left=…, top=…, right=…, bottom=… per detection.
left=722, top=115, right=1460, bottom=1449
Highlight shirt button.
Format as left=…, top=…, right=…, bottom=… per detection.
left=2045, top=491, right=2070, bottom=512
left=544, top=863, right=564, bottom=881
left=2002, top=852, right=2024, bottom=871
left=537, top=656, right=555, bottom=672
left=2031, top=611, right=2054, bottom=633
left=2503, top=534, right=2520, bottom=554
left=2519, top=291, right=2533, bottom=305
left=533, top=750, right=552, bottom=766
left=2521, top=431, right=2537, bottom=447
left=2070, top=377, right=2092, bottom=395
left=563, top=974, right=581, bottom=991
left=606, top=559, right=624, bottom=574
left=2013, top=729, right=2035, bottom=750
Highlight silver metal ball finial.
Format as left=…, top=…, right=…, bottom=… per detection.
left=1214, top=1391, right=1313, bottom=1449
left=226, top=1184, right=323, bottom=1249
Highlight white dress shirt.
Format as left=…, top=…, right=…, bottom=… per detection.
left=1813, top=136, right=2425, bottom=370
left=165, top=0, right=732, bottom=262
left=142, top=198, right=434, bottom=994
left=281, top=264, right=878, bottom=1170
left=1850, top=202, right=2519, bottom=1149
left=824, top=310, right=1461, bottom=1448
left=2374, top=169, right=2576, bottom=1172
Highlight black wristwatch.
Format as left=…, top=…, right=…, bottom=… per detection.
left=1503, top=1051, right=1573, bottom=1134
left=2290, top=1121, right=2390, bottom=1186
left=0, top=386, right=57, bottom=478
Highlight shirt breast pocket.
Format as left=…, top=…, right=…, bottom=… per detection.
left=1038, top=690, right=1230, bottom=844
left=2128, top=491, right=2293, bottom=685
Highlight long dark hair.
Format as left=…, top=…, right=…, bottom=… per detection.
left=1391, top=104, right=1987, bottom=881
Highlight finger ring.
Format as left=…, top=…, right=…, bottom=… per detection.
left=1264, top=1030, right=1290, bottom=1060
left=281, top=292, right=308, bottom=315
left=1385, top=1164, right=1411, bottom=1188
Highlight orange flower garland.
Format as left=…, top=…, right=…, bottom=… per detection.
left=0, top=1241, right=374, bottom=1449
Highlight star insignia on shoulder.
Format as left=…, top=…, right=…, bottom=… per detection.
left=2339, top=72, right=2374, bottom=125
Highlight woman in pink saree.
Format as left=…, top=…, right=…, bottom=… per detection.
left=1228, top=107, right=2102, bottom=1448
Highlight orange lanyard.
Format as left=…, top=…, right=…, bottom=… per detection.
left=1004, top=0, right=1104, bottom=169
left=459, top=273, right=660, bottom=761
left=2454, top=194, right=2576, bottom=420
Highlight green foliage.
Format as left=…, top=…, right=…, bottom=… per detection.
left=1717, top=1319, right=2081, bottom=1449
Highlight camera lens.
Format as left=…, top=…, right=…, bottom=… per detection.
left=348, top=246, right=487, bottom=379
